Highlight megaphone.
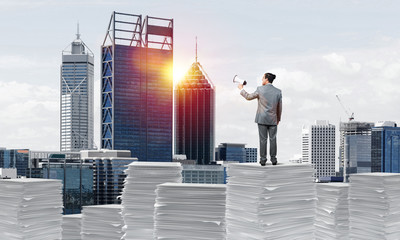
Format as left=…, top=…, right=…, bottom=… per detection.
left=233, top=75, right=247, bottom=86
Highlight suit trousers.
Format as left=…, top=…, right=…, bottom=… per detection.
left=258, top=124, right=277, bottom=164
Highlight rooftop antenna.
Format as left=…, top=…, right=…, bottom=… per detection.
left=195, top=36, right=198, bottom=63
left=76, top=22, right=80, bottom=40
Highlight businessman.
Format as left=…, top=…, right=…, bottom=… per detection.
left=238, top=73, right=282, bottom=166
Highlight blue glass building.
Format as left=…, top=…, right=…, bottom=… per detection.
left=0, top=148, right=29, bottom=177
left=371, top=123, right=400, bottom=172
left=28, top=152, right=94, bottom=214
left=101, top=12, right=173, bottom=162
left=215, top=143, right=246, bottom=163
left=345, top=135, right=371, bottom=174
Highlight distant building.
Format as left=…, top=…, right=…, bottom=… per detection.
left=339, top=121, right=374, bottom=177
left=344, top=135, right=371, bottom=175
left=174, top=57, right=215, bottom=165
left=245, top=148, right=257, bottom=163
left=371, top=121, right=400, bottom=172
left=28, top=151, right=93, bottom=214
left=61, top=26, right=94, bottom=151
left=303, top=121, right=336, bottom=181
left=302, top=126, right=310, bottom=164
left=182, top=164, right=225, bottom=184
left=0, top=148, right=29, bottom=177
left=101, top=12, right=173, bottom=162
left=81, top=150, right=137, bottom=205
left=215, top=143, right=246, bottom=163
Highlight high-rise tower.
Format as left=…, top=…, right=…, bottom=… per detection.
left=303, top=120, right=336, bottom=181
left=101, top=12, right=173, bottom=162
left=174, top=45, right=215, bottom=164
left=61, top=25, right=94, bottom=151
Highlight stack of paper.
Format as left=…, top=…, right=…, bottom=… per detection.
left=154, top=183, right=226, bottom=239
left=226, top=163, right=315, bottom=240
left=0, top=179, right=63, bottom=240
left=62, top=214, right=82, bottom=240
left=121, top=162, right=182, bottom=240
left=349, top=173, right=400, bottom=240
left=315, top=183, right=349, bottom=240
left=81, top=204, right=123, bottom=240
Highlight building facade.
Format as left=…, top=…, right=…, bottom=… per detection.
left=174, top=60, right=215, bottom=165
left=345, top=135, right=371, bottom=175
left=81, top=150, right=137, bottom=205
left=28, top=151, right=93, bottom=214
left=245, top=148, right=257, bottom=163
left=61, top=28, right=94, bottom=151
left=0, top=148, right=29, bottom=177
left=101, top=12, right=173, bottom=162
left=339, top=121, right=374, bottom=174
left=182, top=165, right=225, bottom=184
left=302, top=126, right=310, bottom=164
left=371, top=121, right=400, bottom=173
left=215, top=143, right=246, bottom=163
left=303, top=121, right=336, bottom=181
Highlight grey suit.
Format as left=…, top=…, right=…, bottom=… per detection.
left=240, top=83, right=282, bottom=164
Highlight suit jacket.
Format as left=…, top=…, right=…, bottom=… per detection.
left=240, top=83, right=282, bottom=125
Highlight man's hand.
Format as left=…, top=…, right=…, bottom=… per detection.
left=237, top=83, right=243, bottom=90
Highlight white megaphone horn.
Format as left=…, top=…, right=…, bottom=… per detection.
left=233, top=75, right=247, bottom=86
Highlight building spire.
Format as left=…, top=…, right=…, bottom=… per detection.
left=195, top=36, right=198, bottom=63
left=76, top=22, right=80, bottom=40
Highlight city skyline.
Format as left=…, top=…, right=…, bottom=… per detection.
left=1, top=1, right=400, bottom=163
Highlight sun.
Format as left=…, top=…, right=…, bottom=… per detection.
left=173, top=64, right=188, bottom=86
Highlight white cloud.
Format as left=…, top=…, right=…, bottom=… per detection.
left=323, top=53, right=362, bottom=75
left=0, top=81, right=59, bottom=150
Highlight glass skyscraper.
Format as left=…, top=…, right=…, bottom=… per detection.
left=101, top=12, right=173, bottom=162
left=60, top=27, right=94, bottom=151
left=371, top=121, right=400, bottom=172
left=174, top=60, right=215, bottom=165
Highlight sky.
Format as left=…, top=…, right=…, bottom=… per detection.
left=1, top=0, right=400, bottom=166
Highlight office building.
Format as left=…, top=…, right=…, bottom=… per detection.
left=101, top=12, right=173, bottom=162
left=174, top=54, right=215, bottom=165
left=28, top=151, right=93, bottom=214
left=61, top=26, right=94, bottom=151
left=344, top=135, right=371, bottom=175
left=339, top=121, right=374, bottom=174
left=303, top=121, right=335, bottom=181
left=81, top=150, right=137, bottom=205
left=302, top=126, right=310, bottom=164
left=182, top=164, right=225, bottom=184
left=0, top=168, right=17, bottom=179
left=215, top=143, right=246, bottom=163
left=245, top=148, right=257, bottom=163
left=371, top=121, right=400, bottom=172
left=0, top=148, right=29, bottom=177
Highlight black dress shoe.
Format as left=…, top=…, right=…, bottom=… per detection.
left=260, top=163, right=266, bottom=166
left=272, top=162, right=277, bottom=165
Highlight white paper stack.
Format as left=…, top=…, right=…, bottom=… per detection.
left=121, top=162, right=182, bottom=240
left=0, top=178, right=63, bottom=240
left=315, top=183, right=349, bottom=240
left=81, top=204, right=123, bottom=240
left=349, top=173, right=400, bottom=240
left=62, top=214, right=82, bottom=240
left=226, top=163, right=315, bottom=240
left=154, top=183, right=226, bottom=240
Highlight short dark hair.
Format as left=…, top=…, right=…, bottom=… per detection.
left=264, top=73, right=276, bottom=83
